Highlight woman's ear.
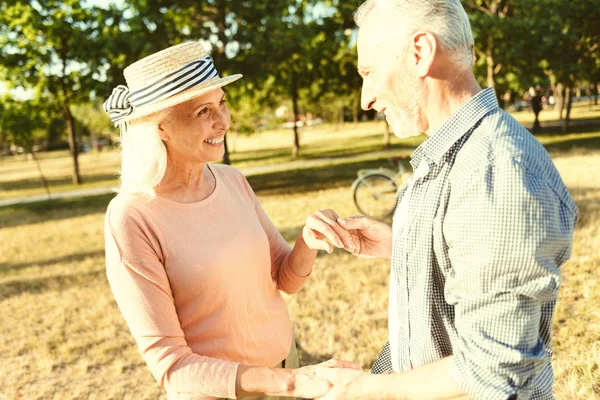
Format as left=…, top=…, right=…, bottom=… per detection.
left=158, top=121, right=170, bottom=142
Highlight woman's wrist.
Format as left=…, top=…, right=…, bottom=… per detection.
left=235, top=365, right=295, bottom=397
left=288, top=232, right=316, bottom=277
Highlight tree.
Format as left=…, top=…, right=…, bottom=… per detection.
left=0, top=96, right=52, bottom=198
left=0, top=0, right=105, bottom=184
left=71, top=102, right=114, bottom=151
left=534, top=0, right=600, bottom=132
left=110, top=0, right=297, bottom=164
left=463, top=0, right=549, bottom=105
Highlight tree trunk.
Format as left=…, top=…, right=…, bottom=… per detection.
left=291, top=71, right=300, bottom=159
left=222, top=137, right=231, bottom=165
left=352, top=91, right=360, bottom=125
left=31, top=150, right=51, bottom=200
left=486, top=37, right=496, bottom=88
left=562, top=86, right=573, bottom=134
left=555, top=83, right=565, bottom=120
left=384, top=119, right=391, bottom=148
left=64, top=107, right=82, bottom=185
left=595, top=82, right=598, bottom=106
left=336, top=106, right=344, bottom=131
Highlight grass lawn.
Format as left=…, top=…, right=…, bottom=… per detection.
left=1, top=102, right=599, bottom=399
left=1, top=102, right=599, bottom=200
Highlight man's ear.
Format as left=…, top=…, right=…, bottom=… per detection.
left=409, top=31, right=437, bottom=78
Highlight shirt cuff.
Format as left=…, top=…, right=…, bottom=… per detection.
left=277, top=261, right=311, bottom=294
left=166, top=361, right=239, bottom=400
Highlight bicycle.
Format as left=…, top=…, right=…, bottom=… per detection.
left=352, top=156, right=413, bottom=219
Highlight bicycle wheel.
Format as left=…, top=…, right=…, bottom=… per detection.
left=353, top=174, right=399, bottom=219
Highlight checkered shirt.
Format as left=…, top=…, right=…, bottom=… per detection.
left=371, top=88, right=578, bottom=400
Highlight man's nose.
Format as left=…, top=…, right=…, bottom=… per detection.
left=361, top=81, right=376, bottom=110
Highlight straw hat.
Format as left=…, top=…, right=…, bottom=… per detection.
left=103, top=41, right=242, bottom=127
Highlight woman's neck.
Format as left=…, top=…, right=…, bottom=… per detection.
left=156, top=159, right=216, bottom=203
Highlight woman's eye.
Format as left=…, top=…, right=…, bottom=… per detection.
left=220, top=100, right=227, bottom=106
left=197, top=108, right=209, bottom=117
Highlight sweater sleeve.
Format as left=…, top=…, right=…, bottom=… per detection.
left=104, top=202, right=239, bottom=400
left=236, top=171, right=310, bottom=294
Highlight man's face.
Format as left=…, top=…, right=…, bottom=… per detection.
left=357, top=9, right=423, bottom=138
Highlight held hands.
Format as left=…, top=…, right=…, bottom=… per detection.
left=302, top=210, right=393, bottom=259
left=292, top=359, right=365, bottom=399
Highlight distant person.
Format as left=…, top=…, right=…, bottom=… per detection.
left=102, top=41, right=358, bottom=400
left=303, top=0, right=579, bottom=399
left=532, top=89, right=543, bottom=131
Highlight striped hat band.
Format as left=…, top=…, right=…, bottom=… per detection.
left=103, top=55, right=218, bottom=126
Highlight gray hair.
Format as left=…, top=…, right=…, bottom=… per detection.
left=117, top=108, right=172, bottom=199
left=354, top=0, right=474, bottom=67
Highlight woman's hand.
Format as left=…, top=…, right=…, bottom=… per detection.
left=292, top=359, right=363, bottom=398
left=302, top=210, right=356, bottom=254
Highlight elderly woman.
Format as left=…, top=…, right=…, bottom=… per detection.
left=103, top=42, right=357, bottom=400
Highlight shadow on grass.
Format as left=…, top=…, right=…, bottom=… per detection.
left=543, top=135, right=600, bottom=156
left=247, top=156, right=401, bottom=197
left=0, top=193, right=116, bottom=230
left=230, top=131, right=417, bottom=166
left=531, top=118, right=600, bottom=135
left=0, top=268, right=105, bottom=300
left=230, top=147, right=292, bottom=165
left=0, top=173, right=117, bottom=194
left=0, top=250, right=105, bottom=275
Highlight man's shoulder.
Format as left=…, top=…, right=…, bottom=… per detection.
left=448, top=109, right=576, bottom=213
left=452, top=109, right=551, bottom=177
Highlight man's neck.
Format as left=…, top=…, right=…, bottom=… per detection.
left=424, top=73, right=482, bottom=136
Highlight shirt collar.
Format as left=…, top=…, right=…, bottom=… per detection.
left=410, top=87, right=499, bottom=169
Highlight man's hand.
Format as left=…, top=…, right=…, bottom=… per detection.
left=337, top=216, right=393, bottom=259
left=314, top=367, right=369, bottom=400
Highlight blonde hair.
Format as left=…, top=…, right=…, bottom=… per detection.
left=117, top=108, right=172, bottom=199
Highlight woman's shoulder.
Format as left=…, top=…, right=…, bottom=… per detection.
left=210, top=162, right=243, bottom=177
left=210, top=163, right=248, bottom=186
left=105, top=192, right=157, bottom=225
left=210, top=163, right=256, bottom=202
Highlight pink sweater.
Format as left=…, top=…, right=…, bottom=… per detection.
left=104, top=164, right=309, bottom=399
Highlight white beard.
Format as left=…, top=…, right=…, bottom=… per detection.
left=387, top=69, right=423, bottom=139
left=387, top=102, right=421, bottom=139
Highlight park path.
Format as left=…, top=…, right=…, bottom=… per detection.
left=0, top=148, right=404, bottom=208
left=4, top=114, right=597, bottom=208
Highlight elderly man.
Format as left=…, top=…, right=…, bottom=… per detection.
left=308, top=0, right=578, bottom=399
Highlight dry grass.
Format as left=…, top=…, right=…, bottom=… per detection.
left=1, top=115, right=599, bottom=399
